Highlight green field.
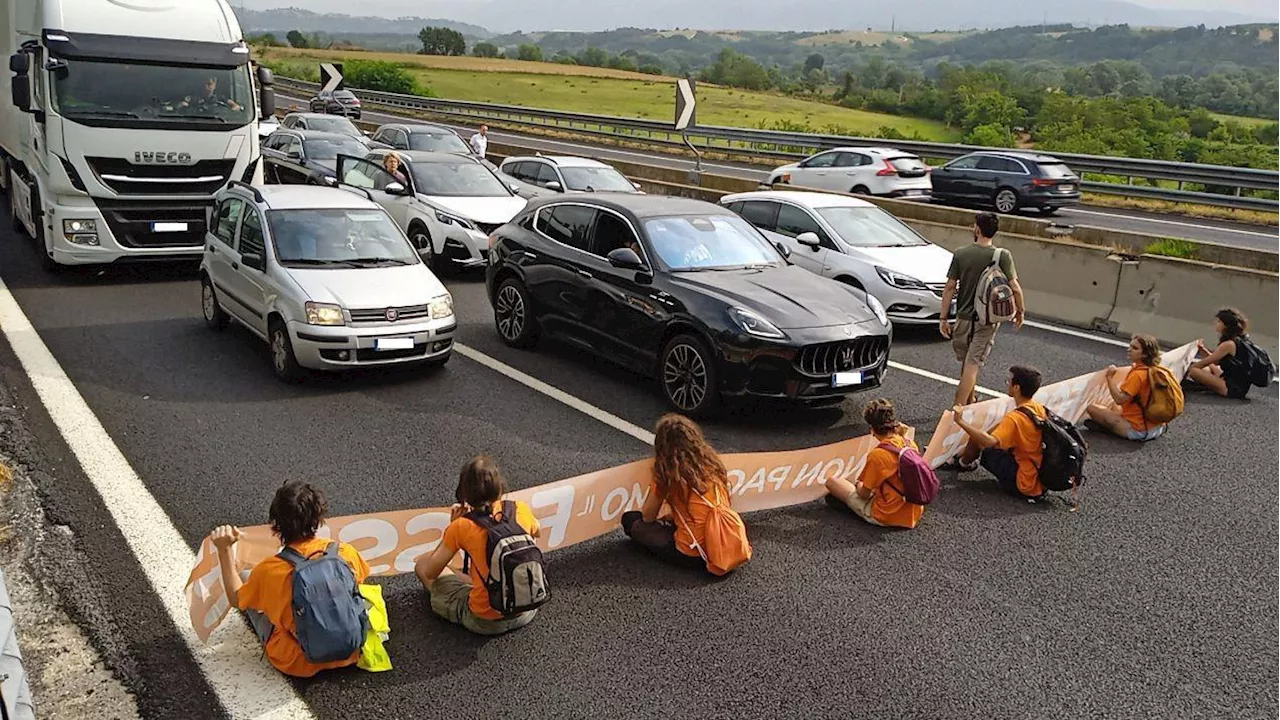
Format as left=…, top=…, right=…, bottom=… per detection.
left=260, top=48, right=961, bottom=142
left=1210, top=112, right=1276, bottom=128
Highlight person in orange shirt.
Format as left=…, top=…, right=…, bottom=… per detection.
left=1085, top=334, right=1168, bottom=442
left=825, top=399, right=925, bottom=529
left=210, top=481, right=371, bottom=678
left=621, top=414, right=750, bottom=573
left=414, top=456, right=542, bottom=635
left=949, top=365, right=1048, bottom=503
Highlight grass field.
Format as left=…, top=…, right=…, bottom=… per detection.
left=258, top=47, right=961, bottom=141
left=1210, top=112, right=1276, bottom=128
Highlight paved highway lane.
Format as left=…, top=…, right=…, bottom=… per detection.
left=0, top=219, right=1276, bottom=718
left=280, top=96, right=1280, bottom=253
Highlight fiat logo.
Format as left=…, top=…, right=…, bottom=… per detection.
left=385, top=308, right=398, bottom=322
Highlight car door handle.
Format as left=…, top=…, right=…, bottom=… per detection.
left=231, top=261, right=239, bottom=270
left=576, top=269, right=593, bottom=279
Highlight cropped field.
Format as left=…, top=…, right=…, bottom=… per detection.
left=1210, top=112, right=1276, bottom=129
left=259, top=47, right=961, bottom=141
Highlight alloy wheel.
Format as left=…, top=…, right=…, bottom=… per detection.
left=995, top=189, right=1018, bottom=213
left=663, top=343, right=708, bottom=411
left=495, top=285, right=525, bottom=341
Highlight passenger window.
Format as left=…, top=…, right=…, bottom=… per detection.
left=775, top=204, right=828, bottom=244
left=977, top=156, right=1010, bottom=172
left=213, top=199, right=243, bottom=244
left=739, top=201, right=780, bottom=231
left=590, top=211, right=642, bottom=261
left=505, top=162, right=529, bottom=182
left=803, top=152, right=838, bottom=168
left=536, top=205, right=596, bottom=251
left=833, top=153, right=859, bottom=167
left=237, top=210, right=267, bottom=258
left=533, top=164, right=559, bottom=187
left=947, top=156, right=980, bottom=170
left=339, top=157, right=398, bottom=191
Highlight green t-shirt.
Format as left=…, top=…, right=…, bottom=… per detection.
left=947, top=244, right=1017, bottom=321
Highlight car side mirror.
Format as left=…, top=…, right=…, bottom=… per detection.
left=796, top=232, right=822, bottom=249
left=510, top=183, right=521, bottom=193
left=385, top=181, right=408, bottom=195
left=241, top=252, right=266, bottom=272
left=606, top=247, right=644, bottom=270
left=286, top=149, right=301, bottom=160
left=544, top=181, right=562, bottom=192
left=631, top=181, right=642, bottom=190
left=774, top=241, right=792, bottom=259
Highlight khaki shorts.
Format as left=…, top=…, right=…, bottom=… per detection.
left=952, top=319, right=999, bottom=367
left=430, top=573, right=537, bottom=636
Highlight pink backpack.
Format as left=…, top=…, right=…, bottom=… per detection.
left=877, top=442, right=940, bottom=505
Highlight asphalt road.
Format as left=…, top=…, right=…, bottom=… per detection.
left=1, top=205, right=1276, bottom=719
left=277, top=96, right=1280, bottom=253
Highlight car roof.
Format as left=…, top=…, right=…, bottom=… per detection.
left=285, top=112, right=352, bottom=120
left=399, top=124, right=457, bottom=134
left=526, top=193, right=727, bottom=219
left=287, top=130, right=361, bottom=141
left=385, top=150, right=481, bottom=164
left=967, top=150, right=1063, bottom=163
left=232, top=184, right=383, bottom=212
left=818, top=146, right=914, bottom=157
left=509, top=155, right=609, bottom=168
left=718, top=190, right=876, bottom=210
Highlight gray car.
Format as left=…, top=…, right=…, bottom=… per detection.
left=499, top=155, right=642, bottom=199
left=199, top=182, right=456, bottom=382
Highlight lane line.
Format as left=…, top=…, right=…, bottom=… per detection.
left=888, top=361, right=1006, bottom=399
left=1021, top=320, right=1130, bottom=348
left=0, top=277, right=315, bottom=720
left=1067, top=208, right=1278, bottom=240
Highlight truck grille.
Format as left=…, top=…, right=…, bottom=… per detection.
left=93, top=200, right=210, bottom=249
left=796, top=336, right=888, bottom=376
left=348, top=305, right=431, bottom=324
left=86, top=157, right=236, bottom=196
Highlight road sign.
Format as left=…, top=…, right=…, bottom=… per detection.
left=319, top=62, right=344, bottom=93
left=675, top=78, right=696, bottom=131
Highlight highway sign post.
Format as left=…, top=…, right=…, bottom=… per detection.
left=675, top=78, right=702, bottom=176
left=319, top=62, right=345, bottom=93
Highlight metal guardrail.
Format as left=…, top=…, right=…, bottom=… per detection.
left=273, top=77, right=1280, bottom=212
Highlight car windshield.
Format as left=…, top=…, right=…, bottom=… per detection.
left=304, top=137, right=369, bottom=160
left=335, top=91, right=358, bottom=101
left=408, top=133, right=471, bottom=154
left=560, top=166, right=635, bottom=192
left=1038, top=162, right=1076, bottom=179
left=51, top=61, right=253, bottom=128
left=643, top=214, right=783, bottom=271
left=411, top=161, right=511, bottom=197
left=304, top=116, right=360, bottom=137
left=815, top=206, right=929, bottom=248
left=267, top=208, right=419, bottom=267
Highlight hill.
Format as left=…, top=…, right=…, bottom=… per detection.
left=236, top=7, right=490, bottom=38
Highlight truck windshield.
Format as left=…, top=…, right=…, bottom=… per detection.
left=51, top=61, right=254, bottom=128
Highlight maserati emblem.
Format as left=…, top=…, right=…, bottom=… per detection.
left=385, top=308, right=399, bottom=322
left=842, top=325, right=855, bottom=338
left=839, top=345, right=857, bottom=369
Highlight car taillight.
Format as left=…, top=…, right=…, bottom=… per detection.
left=876, top=160, right=898, bottom=177
left=1032, top=178, right=1058, bottom=186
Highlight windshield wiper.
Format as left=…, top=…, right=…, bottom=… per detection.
left=282, top=258, right=351, bottom=266
left=157, top=113, right=226, bottom=122
left=346, top=257, right=414, bottom=266
left=71, top=110, right=140, bottom=119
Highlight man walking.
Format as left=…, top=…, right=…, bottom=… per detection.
left=469, top=124, right=489, bottom=158
left=938, top=212, right=1025, bottom=406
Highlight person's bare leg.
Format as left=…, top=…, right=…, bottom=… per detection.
left=956, top=361, right=982, bottom=407
left=1187, top=366, right=1230, bottom=397
left=958, top=435, right=982, bottom=466
left=1086, top=403, right=1132, bottom=438
left=825, top=475, right=858, bottom=504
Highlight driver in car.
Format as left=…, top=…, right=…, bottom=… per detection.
left=178, top=76, right=242, bottom=112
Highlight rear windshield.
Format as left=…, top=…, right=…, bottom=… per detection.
left=1038, top=162, right=1076, bottom=179
left=335, top=91, right=358, bottom=100
left=888, top=156, right=928, bottom=173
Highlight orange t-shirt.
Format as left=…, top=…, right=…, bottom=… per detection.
left=653, top=481, right=735, bottom=558
left=991, top=400, right=1047, bottom=497
left=859, top=434, right=925, bottom=529
left=236, top=538, right=371, bottom=678
left=441, top=501, right=541, bottom=621
left=1120, top=364, right=1157, bottom=432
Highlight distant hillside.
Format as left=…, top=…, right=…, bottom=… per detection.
left=234, top=7, right=491, bottom=39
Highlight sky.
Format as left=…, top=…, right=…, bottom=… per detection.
left=1129, top=0, right=1276, bottom=14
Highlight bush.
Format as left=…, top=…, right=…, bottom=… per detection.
left=964, top=123, right=1013, bottom=147
left=344, top=60, right=419, bottom=95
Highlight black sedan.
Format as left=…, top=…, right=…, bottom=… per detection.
left=262, top=129, right=370, bottom=185
left=930, top=151, right=1081, bottom=214
left=309, top=89, right=362, bottom=118
left=485, top=194, right=893, bottom=416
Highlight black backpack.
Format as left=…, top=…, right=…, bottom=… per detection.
left=1017, top=406, right=1087, bottom=492
left=462, top=501, right=549, bottom=617
left=1233, top=335, right=1276, bottom=388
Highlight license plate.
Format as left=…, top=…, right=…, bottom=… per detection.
left=374, top=338, right=414, bottom=351
left=1060, top=184, right=1075, bottom=192
left=832, top=371, right=863, bottom=388
left=152, top=222, right=188, bottom=233
left=903, top=189, right=922, bottom=196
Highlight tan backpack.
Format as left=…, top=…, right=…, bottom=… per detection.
left=1140, top=366, right=1184, bottom=425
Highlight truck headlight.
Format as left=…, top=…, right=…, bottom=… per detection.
left=62, top=218, right=99, bottom=246
left=429, top=294, right=454, bottom=319
left=305, top=302, right=345, bottom=326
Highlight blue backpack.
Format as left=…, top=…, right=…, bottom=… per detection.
left=278, top=543, right=368, bottom=663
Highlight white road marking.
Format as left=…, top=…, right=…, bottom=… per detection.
left=0, top=277, right=315, bottom=720
left=1022, top=320, right=1131, bottom=348
left=455, top=343, right=656, bottom=445
left=1068, top=208, right=1278, bottom=240
left=888, top=361, right=1006, bottom=399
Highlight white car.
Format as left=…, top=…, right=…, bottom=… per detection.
left=720, top=190, right=954, bottom=325
left=765, top=146, right=932, bottom=199
left=498, top=155, right=643, bottom=199
left=200, top=182, right=456, bottom=382
left=337, top=149, right=528, bottom=270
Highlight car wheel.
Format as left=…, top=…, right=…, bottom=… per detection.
left=661, top=333, right=720, bottom=418
left=201, top=276, right=229, bottom=330
left=268, top=319, right=305, bottom=383
left=993, top=187, right=1019, bottom=214
left=494, top=278, right=538, bottom=349
left=851, top=185, right=871, bottom=195
left=409, top=225, right=436, bottom=270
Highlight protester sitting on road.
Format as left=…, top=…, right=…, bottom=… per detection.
left=621, top=414, right=752, bottom=575
left=414, top=456, right=544, bottom=635
left=946, top=365, right=1048, bottom=503
left=210, top=481, right=371, bottom=678
left=1086, top=334, right=1169, bottom=442
left=825, top=399, right=926, bottom=529
left=1186, top=308, right=1256, bottom=399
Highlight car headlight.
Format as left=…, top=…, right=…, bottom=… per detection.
left=304, top=302, right=345, bottom=326
left=865, top=292, right=888, bottom=327
left=727, top=306, right=786, bottom=339
left=429, top=293, right=454, bottom=319
left=435, top=210, right=476, bottom=230
left=875, top=266, right=929, bottom=290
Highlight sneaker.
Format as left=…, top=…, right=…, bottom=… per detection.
left=940, top=457, right=979, bottom=473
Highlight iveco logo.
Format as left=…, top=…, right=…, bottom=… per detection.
left=133, top=151, right=194, bottom=165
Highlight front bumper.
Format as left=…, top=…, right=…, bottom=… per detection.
left=49, top=197, right=206, bottom=265
left=440, top=227, right=490, bottom=267
left=876, top=283, right=954, bottom=325
left=714, top=324, right=892, bottom=401
left=287, top=317, right=456, bottom=370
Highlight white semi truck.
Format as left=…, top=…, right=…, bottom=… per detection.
left=1, top=0, right=275, bottom=268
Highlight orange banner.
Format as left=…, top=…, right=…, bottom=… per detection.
left=184, top=429, right=912, bottom=641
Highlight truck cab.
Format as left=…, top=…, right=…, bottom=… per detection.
left=1, top=0, right=275, bottom=268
